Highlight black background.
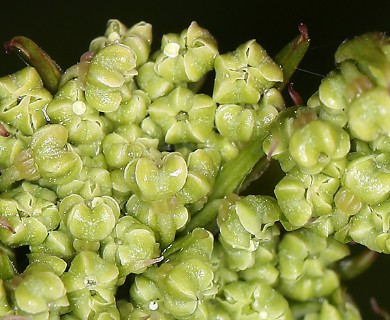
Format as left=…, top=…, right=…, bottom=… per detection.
left=0, top=0, right=389, bottom=318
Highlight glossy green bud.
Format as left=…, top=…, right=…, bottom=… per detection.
left=213, top=40, right=283, bottom=104
left=61, top=250, right=119, bottom=299
left=135, top=61, right=176, bottom=101
left=348, top=203, right=390, bottom=253
left=1, top=182, right=60, bottom=232
left=101, top=215, right=161, bottom=282
left=126, top=194, right=189, bottom=247
left=221, top=280, right=293, bottom=319
left=90, top=19, right=152, bottom=67
left=343, top=152, right=390, bottom=205
left=26, top=254, right=64, bottom=276
left=104, top=89, right=150, bottom=126
left=148, top=86, right=216, bottom=144
left=176, top=148, right=221, bottom=205
left=31, top=124, right=83, bottom=185
left=277, top=229, right=349, bottom=301
left=0, top=279, right=11, bottom=315
left=0, top=136, right=24, bottom=169
left=125, top=150, right=188, bottom=202
left=30, top=229, right=76, bottom=261
left=85, top=43, right=137, bottom=112
left=56, top=166, right=112, bottom=200
left=0, top=243, right=17, bottom=280
left=45, top=79, right=98, bottom=124
left=0, top=66, right=51, bottom=136
left=60, top=194, right=120, bottom=242
left=348, top=87, right=390, bottom=141
left=289, top=119, right=350, bottom=174
left=0, top=198, right=48, bottom=246
left=155, top=21, right=218, bottom=83
left=13, top=270, right=69, bottom=317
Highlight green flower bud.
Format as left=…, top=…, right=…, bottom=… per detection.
left=221, top=280, right=293, bottom=319
left=277, top=229, right=349, bottom=301
left=148, top=86, right=216, bottom=144
left=31, top=124, right=83, bottom=185
left=60, top=194, right=120, bottom=242
left=289, top=119, right=350, bottom=175
left=176, top=148, right=221, bottom=205
left=0, top=198, right=48, bottom=246
left=61, top=250, right=119, bottom=298
left=90, top=19, right=152, bottom=67
left=135, top=61, right=176, bottom=101
left=213, top=40, right=283, bottom=104
left=30, top=229, right=76, bottom=261
left=348, top=203, right=390, bottom=253
left=238, top=231, right=280, bottom=287
left=85, top=43, right=137, bottom=112
left=154, top=21, right=218, bottom=83
left=125, top=150, right=188, bottom=202
left=0, top=136, right=24, bottom=169
left=25, top=253, right=67, bottom=277
left=104, top=89, right=150, bottom=126
left=343, top=152, right=390, bottom=205
left=199, top=131, right=239, bottom=163
left=0, top=182, right=60, bottom=232
left=0, top=66, right=51, bottom=136
left=0, top=243, right=17, bottom=280
left=45, top=79, right=98, bottom=124
left=101, top=215, right=161, bottom=282
left=126, top=194, right=189, bottom=247
left=56, top=166, right=112, bottom=200
left=335, top=32, right=390, bottom=88
left=102, top=132, right=146, bottom=170
left=348, top=87, right=390, bottom=141
left=274, top=170, right=339, bottom=231
left=13, top=271, right=69, bottom=317
left=0, top=279, right=12, bottom=315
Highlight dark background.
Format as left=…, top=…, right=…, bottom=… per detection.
left=1, top=0, right=389, bottom=318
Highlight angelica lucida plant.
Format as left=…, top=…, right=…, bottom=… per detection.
left=1, top=16, right=389, bottom=320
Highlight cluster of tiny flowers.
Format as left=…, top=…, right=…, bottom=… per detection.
left=0, top=19, right=384, bottom=319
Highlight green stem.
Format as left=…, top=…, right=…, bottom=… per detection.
left=336, top=248, right=378, bottom=280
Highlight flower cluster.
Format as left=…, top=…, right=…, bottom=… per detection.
left=0, top=19, right=386, bottom=319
